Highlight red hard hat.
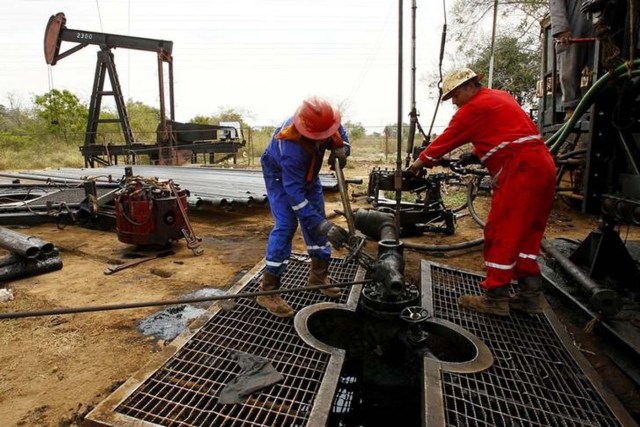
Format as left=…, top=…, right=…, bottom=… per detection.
left=293, top=96, right=341, bottom=140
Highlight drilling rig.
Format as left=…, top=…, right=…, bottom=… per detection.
left=530, top=2, right=640, bottom=365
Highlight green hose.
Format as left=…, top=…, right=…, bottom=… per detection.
left=545, top=59, right=640, bottom=155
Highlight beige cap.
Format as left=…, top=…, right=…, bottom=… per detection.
left=442, top=68, right=484, bottom=100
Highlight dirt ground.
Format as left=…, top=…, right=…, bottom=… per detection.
left=0, top=160, right=639, bottom=426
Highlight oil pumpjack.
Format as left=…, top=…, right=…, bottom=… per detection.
left=44, top=12, right=245, bottom=168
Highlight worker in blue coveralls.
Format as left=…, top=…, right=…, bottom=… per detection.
left=258, top=96, right=350, bottom=318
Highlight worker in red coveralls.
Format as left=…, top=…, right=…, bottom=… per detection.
left=407, top=68, right=556, bottom=316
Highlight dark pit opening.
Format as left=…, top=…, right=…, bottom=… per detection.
left=307, top=307, right=478, bottom=426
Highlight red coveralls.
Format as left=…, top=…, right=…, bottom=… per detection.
left=418, top=87, right=556, bottom=290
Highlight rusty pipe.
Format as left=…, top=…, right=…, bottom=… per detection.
left=0, top=227, right=55, bottom=259
left=0, top=254, right=62, bottom=283
left=540, top=239, right=622, bottom=316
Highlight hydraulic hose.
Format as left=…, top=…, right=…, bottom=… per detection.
left=546, top=60, right=640, bottom=154
left=466, top=176, right=487, bottom=228
left=403, top=237, right=484, bottom=252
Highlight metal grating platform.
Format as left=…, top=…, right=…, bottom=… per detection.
left=422, top=261, right=636, bottom=427
left=87, top=255, right=359, bottom=426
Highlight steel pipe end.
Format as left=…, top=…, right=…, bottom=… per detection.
left=187, top=197, right=203, bottom=210
left=39, top=242, right=55, bottom=256
left=590, top=289, right=622, bottom=317
left=386, top=278, right=405, bottom=295
left=24, top=247, right=41, bottom=259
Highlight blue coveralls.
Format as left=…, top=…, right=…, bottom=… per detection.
left=261, top=117, right=350, bottom=277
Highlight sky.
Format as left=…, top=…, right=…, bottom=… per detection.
left=0, top=0, right=470, bottom=133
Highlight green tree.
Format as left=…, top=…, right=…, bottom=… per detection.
left=91, top=100, right=161, bottom=145
left=0, top=102, right=39, bottom=150
left=189, top=106, right=253, bottom=129
left=190, top=115, right=210, bottom=125
left=344, top=121, right=366, bottom=141
left=450, top=0, right=547, bottom=47
left=423, top=1, right=547, bottom=107
left=0, top=95, right=31, bottom=130
left=33, top=89, right=87, bottom=144
left=464, top=34, right=540, bottom=107
left=127, top=100, right=160, bottom=142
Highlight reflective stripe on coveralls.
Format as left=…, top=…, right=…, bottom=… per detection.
left=291, top=199, right=309, bottom=211
left=484, top=253, right=550, bottom=270
left=480, top=134, right=542, bottom=162
left=481, top=143, right=556, bottom=290
left=261, top=117, right=350, bottom=277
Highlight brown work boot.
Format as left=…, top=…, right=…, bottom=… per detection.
left=510, top=276, right=544, bottom=314
left=458, top=285, right=511, bottom=316
left=308, top=257, right=341, bottom=298
left=256, top=271, right=294, bottom=318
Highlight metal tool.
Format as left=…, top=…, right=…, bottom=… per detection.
left=334, top=158, right=356, bottom=235
left=104, top=250, right=175, bottom=275
left=168, top=181, right=204, bottom=256
left=334, top=158, right=374, bottom=268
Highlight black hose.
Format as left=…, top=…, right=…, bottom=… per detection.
left=467, top=177, right=487, bottom=228
left=404, top=237, right=484, bottom=252
left=0, top=279, right=371, bottom=320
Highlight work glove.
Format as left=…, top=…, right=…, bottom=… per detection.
left=317, top=220, right=349, bottom=249
left=580, top=0, right=608, bottom=14
left=402, top=167, right=425, bottom=180
left=458, top=152, right=481, bottom=166
left=328, top=147, right=348, bottom=171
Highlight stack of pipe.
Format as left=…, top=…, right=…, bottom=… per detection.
left=0, top=227, right=62, bottom=283
left=0, top=166, right=343, bottom=208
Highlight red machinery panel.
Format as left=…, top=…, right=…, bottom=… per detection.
left=115, top=179, right=189, bottom=248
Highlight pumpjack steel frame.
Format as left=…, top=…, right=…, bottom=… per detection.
left=44, top=12, right=244, bottom=168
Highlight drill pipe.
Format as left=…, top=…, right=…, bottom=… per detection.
left=354, top=209, right=405, bottom=297
left=540, top=239, right=622, bottom=316
left=0, top=253, right=62, bottom=283
left=0, top=227, right=55, bottom=259
left=354, top=209, right=398, bottom=241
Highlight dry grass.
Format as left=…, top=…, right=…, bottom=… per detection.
left=0, top=143, right=83, bottom=171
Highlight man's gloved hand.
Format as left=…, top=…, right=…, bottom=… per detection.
left=402, top=167, right=425, bottom=180
left=317, top=220, right=349, bottom=248
left=458, top=152, right=481, bottom=166
left=328, top=147, right=348, bottom=171
left=580, top=0, right=608, bottom=14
